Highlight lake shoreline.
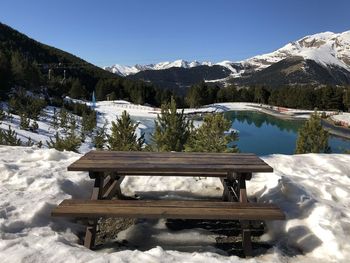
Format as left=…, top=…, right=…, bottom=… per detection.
left=185, top=103, right=350, bottom=140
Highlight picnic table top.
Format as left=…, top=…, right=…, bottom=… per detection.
left=68, top=151, right=273, bottom=174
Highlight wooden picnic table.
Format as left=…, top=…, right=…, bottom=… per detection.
left=52, top=150, right=283, bottom=257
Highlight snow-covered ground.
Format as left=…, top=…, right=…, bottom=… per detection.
left=0, top=146, right=350, bottom=262
left=330, top=112, right=350, bottom=127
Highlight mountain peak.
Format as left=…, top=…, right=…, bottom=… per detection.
left=244, top=29, right=350, bottom=71
left=104, top=59, right=214, bottom=76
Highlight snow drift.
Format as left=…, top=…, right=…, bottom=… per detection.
left=0, top=146, right=350, bottom=262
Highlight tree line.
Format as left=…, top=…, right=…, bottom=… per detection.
left=185, top=81, right=350, bottom=112
left=0, top=50, right=178, bottom=108
left=2, top=47, right=350, bottom=112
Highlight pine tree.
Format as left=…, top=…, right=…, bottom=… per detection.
left=0, top=51, right=11, bottom=98
left=217, top=85, right=238, bottom=102
left=82, top=110, right=97, bottom=135
left=59, top=108, right=68, bottom=129
left=47, top=111, right=81, bottom=152
left=51, top=108, right=59, bottom=129
left=20, top=113, right=30, bottom=130
left=343, top=87, right=350, bottom=112
left=30, top=120, right=39, bottom=132
left=68, top=114, right=77, bottom=132
left=6, top=111, right=13, bottom=123
left=185, top=81, right=212, bottom=108
left=108, top=110, right=144, bottom=151
left=295, top=112, right=330, bottom=154
left=254, top=87, right=270, bottom=104
left=8, top=96, right=19, bottom=114
left=10, top=51, right=27, bottom=85
left=28, top=97, right=46, bottom=120
left=107, top=91, right=118, bottom=101
left=26, top=137, right=34, bottom=147
left=0, top=125, right=22, bottom=146
left=47, top=130, right=81, bottom=153
left=152, top=97, right=192, bottom=152
left=185, top=114, right=239, bottom=153
left=0, top=106, right=5, bottom=121
left=93, top=121, right=108, bottom=149
left=69, top=79, right=87, bottom=99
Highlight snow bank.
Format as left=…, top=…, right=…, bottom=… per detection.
left=1, top=146, right=350, bottom=262
left=331, top=112, right=350, bottom=127
left=249, top=154, right=350, bottom=262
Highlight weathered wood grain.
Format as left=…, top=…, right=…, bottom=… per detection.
left=52, top=200, right=285, bottom=220
left=68, top=151, right=273, bottom=174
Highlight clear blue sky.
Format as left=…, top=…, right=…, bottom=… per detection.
left=1, top=0, right=349, bottom=67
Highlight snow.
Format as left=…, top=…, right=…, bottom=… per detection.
left=0, top=106, right=65, bottom=146
left=215, top=61, right=238, bottom=73
left=104, top=60, right=214, bottom=76
left=0, top=146, right=350, bottom=262
left=243, top=30, right=350, bottom=71
left=0, top=100, right=160, bottom=151
left=330, top=112, right=350, bottom=127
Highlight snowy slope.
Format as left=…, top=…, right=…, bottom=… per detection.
left=0, top=146, right=350, bottom=262
left=105, top=30, right=350, bottom=79
left=243, top=31, right=350, bottom=71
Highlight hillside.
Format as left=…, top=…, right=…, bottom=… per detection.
left=236, top=57, right=350, bottom=86
left=128, top=65, right=232, bottom=94
left=0, top=22, right=118, bottom=95
left=0, top=23, right=172, bottom=106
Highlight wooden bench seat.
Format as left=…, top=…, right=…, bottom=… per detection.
left=52, top=199, right=285, bottom=220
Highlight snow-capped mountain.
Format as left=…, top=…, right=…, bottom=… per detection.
left=242, top=30, right=350, bottom=71
left=104, top=59, right=213, bottom=76
left=105, top=30, right=350, bottom=76
left=105, top=30, right=350, bottom=88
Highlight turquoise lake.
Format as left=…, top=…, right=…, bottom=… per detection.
left=225, top=111, right=350, bottom=155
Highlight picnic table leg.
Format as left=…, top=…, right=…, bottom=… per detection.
left=84, top=172, right=104, bottom=249
left=102, top=173, right=124, bottom=200
left=238, top=173, right=253, bottom=258
left=221, top=172, right=239, bottom=202
left=220, top=177, right=229, bottom=201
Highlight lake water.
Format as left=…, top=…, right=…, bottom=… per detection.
left=225, top=111, right=350, bottom=155
left=135, top=111, right=350, bottom=156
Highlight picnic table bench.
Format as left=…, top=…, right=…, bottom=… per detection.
left=52, top=151, right=285, bottom=257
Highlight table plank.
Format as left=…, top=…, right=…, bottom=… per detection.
left=84, top=151, right=257, bottom=158
left=68, top=151, right=273, bottom=174
left=61, top=199, right=280, bottom=208
left=52, top=200, right=285, bottom=220
left=68, top=164, right=273, bottom=173
left=73, top=159, right=266, bottom=166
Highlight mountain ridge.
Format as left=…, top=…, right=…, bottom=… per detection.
left=106, top=30, right=350, bottom=77
left=105, top=30, right=350, bottom=88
